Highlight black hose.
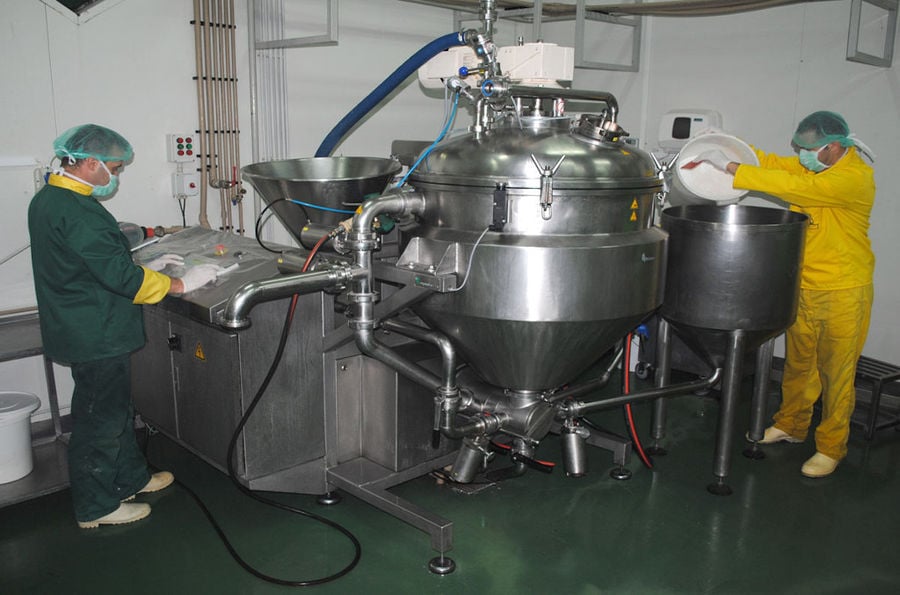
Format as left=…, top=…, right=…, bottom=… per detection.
left=254, top=198, right=312, bottom=253
left=221, top=292, right=362, bottom=586
left=146, top=234, right=361, bottom=587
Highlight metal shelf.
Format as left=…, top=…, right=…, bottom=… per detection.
left=0, top=312, right=69, bottom=508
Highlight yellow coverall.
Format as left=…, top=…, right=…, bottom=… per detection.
left=733, top=146, right=875, bottom=460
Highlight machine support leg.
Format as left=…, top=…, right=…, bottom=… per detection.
left=326, top=453, right=458, bottom=573
left=743, top=337, right=775, bottom=460
left=708, top=330, right=746, bottom=496
left=647, top=317, right=672, bottom=455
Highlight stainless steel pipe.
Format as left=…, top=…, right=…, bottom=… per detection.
left=220, top=264, right=362, bottom=329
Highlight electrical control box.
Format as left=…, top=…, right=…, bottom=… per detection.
left=166, top=133, right=197, bottom=163
left=172, top=172, right=200, bottom=197
left=658, top=110, right=723, bottom=152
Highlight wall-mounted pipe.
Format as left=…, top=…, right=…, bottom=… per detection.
left=315, top=31, right=470, bottom=157
left=194, top=0, right=243, bottom=232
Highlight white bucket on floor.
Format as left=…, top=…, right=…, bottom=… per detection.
left=668, top=132, right=759, bottom=206
left=0, top=391, right=41, bottom=484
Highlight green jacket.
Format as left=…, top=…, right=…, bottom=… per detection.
left=28, top=178, right=146, bottom=364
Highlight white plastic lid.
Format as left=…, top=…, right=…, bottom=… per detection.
left=0, top=391, right=41, bottom=423
left=674, top=133, right=760, bottom=204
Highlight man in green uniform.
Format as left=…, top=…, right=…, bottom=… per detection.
left=28, top=124, right=221, bottom=527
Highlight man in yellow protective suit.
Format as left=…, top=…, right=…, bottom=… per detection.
left=685, top=111, right=875, bottom=478
left=29, top=124, right=223, bottom=527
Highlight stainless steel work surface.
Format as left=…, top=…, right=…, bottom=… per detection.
left=0, top=312, right=43, bottom=362
left=133, top=227, right=289, bottom=324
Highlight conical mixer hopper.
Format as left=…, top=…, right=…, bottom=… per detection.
left=242, top=157, right=401, bottom=233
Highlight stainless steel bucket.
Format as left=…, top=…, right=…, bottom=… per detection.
left=660, top=204, right=808, bottom=365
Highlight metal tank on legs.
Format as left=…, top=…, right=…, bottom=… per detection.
left=653, top=204, right=808, bottom=494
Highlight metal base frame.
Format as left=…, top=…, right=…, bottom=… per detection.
left=326, top=452, right=459, bottom=570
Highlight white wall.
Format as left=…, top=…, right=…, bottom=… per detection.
left=1, top=0, right=897, bottom=421
left=0, top=0, right=252, bottom=419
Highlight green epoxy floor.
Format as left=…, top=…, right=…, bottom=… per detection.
left=2, top=387, right=900, bottom=594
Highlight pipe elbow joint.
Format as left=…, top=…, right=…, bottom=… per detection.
left=352, top=187, right=425, bottom=235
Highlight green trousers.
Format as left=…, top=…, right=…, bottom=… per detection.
left=69, top=354, right=150, bottom=522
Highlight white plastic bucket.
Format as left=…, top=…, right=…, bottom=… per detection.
left=668, top=133, right=759, bottom=206
left=0, top=391, right=41, bottom=484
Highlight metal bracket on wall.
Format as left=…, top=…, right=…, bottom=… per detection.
left=575, top=0, right=642, bottom=72
left=847, top=0, right=897, bottom=67
left=253, top=0, right=338, bottom=50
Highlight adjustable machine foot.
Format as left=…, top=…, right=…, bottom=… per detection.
left=428, top=555, right=456, bottom=575
left=706, top=476, right=733, bottom=496
left=742, top=443, right=766, bottom=460
left=317, top=491, right=342, bottom=506
left=610, top=466, right=632, bottom=480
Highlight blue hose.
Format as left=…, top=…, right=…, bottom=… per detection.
left=315, top=31, right=466, bottom=157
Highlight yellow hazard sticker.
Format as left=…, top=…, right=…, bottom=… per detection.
left=630, top=212, right=637, bottom=222
left=630, top=199, right=638, bottom=210
left=194, top=343, right=206, bottom=361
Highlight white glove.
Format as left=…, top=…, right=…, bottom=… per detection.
left=685, top=149, right=734, bottom=172
left=178, top=264, right=223, bottom=293
left=144, top=253, right=185, bottom=272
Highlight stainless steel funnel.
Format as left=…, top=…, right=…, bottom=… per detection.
left=242, top=157, right=402, bottom=231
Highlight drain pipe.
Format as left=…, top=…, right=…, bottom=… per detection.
left=375, top=321, right=502, bottom=440
left=545, top=346, right=624, bottom=404
left=561, top=368, right=723, bottom=417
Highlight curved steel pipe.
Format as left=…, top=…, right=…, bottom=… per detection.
left=354, top=320, right=507, bottom=438
left=380, top=319, right=458, bottom=391
left=354, top=326, right=442, bottom=390
left=545, top=346, right=624, bottom=404
left=564, top=368, right=722, bottom=417
left=221, top=265, right=362, bottom=329
left=505, top=85, right=619, bottom=120
left=350, top=187, right=426, bottom=236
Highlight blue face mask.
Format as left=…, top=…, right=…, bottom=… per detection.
left=92, top=161, right=119, bottom=197
left=798, top=145, right=829, bottom=173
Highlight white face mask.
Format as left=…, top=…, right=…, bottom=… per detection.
left=798, top=144, right=829, bottom=172
left=92, top=161, right=119, bottom=197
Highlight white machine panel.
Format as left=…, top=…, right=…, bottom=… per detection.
left=497, top=43, right=574, bottom=86
left=658, top=110, right=723, bottom=152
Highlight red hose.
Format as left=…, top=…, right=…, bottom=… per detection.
left=624, top=333, right=653, bottom=469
